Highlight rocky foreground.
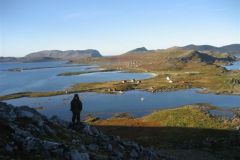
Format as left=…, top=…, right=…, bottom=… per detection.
left=0, top=102, right=165, bottom=160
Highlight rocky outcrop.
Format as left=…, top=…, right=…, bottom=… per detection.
left=0, top=102, right=164, bottom=160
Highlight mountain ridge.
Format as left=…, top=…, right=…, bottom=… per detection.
left=1, top=44, right=239, bottom=63
left=123, top=44, right=240, bottom=56
left=25, top=49, right=102, bottom=59
left=0, top=49, right=102, bottom=62
left=178, top=44, right=240, bottom=55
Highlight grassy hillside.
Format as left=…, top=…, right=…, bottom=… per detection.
left=142, top=105, right=225, bottom=128
left=90, top=104, right=240, bottom=160
left=70, top=49, right=240, bottom=94
left=90, top=104, right=238, bottom=129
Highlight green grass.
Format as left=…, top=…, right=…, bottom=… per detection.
left=92, top=104, right=238, bottom=129
left=92, top=104, right=240, bottom=159
left=142, top=105, right=226, bottom=129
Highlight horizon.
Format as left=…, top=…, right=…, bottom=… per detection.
left=2, top=43, right=240, bottom=58
left=1, top=0, right=240, bottom=57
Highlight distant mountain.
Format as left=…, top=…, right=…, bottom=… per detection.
left=125, top=44, right=240, bottom=56
left=25, top=49, right=102, bottom=59
left=220, top=44, right=240, bottom=54
left=181, top=45, right=219, bottom=52
left=125, top=47, right=148, bottom=54
left=179, top=44, right=240, bottom=55
left=0, top=49, right=102, bottom=63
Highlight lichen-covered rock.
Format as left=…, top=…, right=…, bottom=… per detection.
left=50, top=115, right=68, bottom=127
left=16, top=106, right=44, bottom=118
left=0, top=102, right=163, bottom=160
left=0, top=102, right=16, bottom=121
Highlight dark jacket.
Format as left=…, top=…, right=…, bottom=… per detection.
left=71, top=98, right=82, bottom=113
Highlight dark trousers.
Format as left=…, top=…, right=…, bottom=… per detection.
left=72, top=112, right=80, bottom=124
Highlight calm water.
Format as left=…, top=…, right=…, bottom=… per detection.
left=0, top=61, right=80, bottom=71
left=4, top=89, right=240, bottom=120
left=224, top=54, right=240, bottom=70
left=0, top=61, right=152, bottom=96
left=225, top=61, right=240, bottom=70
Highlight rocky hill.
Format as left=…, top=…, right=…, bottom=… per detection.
left=175, top=50, right=235, bottom=64
left=221, top=44, right=240, bottom=54
left=179, top=44, right=240, bottom=55
left=124, top=47, right=148, bottom=54
left=0, top=50, right=102, bottom=63
left=25, top=49, right=102, bottom=60
left=0, top=102, right=163, bottom=160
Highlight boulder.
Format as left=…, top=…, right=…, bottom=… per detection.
left=41, top=140, right=61, bottom=150
left=107, top=144, right=113, bottom=151
left=16, top=106, right=43, bottom=118
left=88, top=144, right=99, bottom=151
left=0, top=103, right=162, bottom=160
left=50, top=115, right=69, bottom=127
left=69, top=150, right=90, bottom=160
left=130, top=149, right=138, bottom=158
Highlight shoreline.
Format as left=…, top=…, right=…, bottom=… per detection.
left=88, top=104, right=240, bottom=130
left=1, top=83, right=239, bottom=101
left=5, top=64, right=90, bottom=72
left=0, top=68, right=157, bottom=100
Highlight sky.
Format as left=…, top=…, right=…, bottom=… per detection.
left=0, top=0, right=240, bottom=57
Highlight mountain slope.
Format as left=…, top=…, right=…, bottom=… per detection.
left=220, top=44, right=240, bottom=54
left=175, top=50, right=235, bottom=64
left=181, top=44, right=220, bottom=52
left=180, top=44, right=240, bottom=55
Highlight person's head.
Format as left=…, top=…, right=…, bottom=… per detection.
left=73, top=94, right=79, bottom=100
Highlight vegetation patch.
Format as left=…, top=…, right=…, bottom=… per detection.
left=142, top=105, right=226, bottom=128
left=91, top=104, right=240, bottom=159
left=91, top=104, right=236, bottom=129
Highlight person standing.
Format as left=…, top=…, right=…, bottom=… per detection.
left=70, top=94, right=82, bottom=125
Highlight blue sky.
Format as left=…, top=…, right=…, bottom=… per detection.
left=1, top=0, right=239, bottom=56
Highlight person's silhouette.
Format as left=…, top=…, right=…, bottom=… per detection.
left=70, top=94, right=82, bottom=125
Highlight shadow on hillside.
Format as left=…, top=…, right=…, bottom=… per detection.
left=94, top=125, right=240, bottom=160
